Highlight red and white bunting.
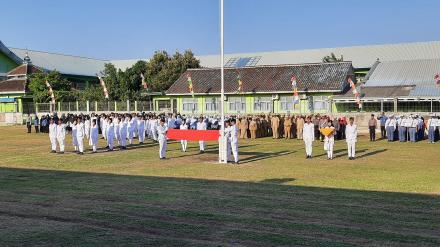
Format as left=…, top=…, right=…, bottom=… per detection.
left=291, top=75, right=297, bottom=88
left=435, top=74, right=440, bottom=87
left=97, top=75, right=109, bottom=99
left=140, top=73, right=148, bottom=89
left=348, top=77, right=362, bottom=108
left=45, top=80, right=56, bottom=104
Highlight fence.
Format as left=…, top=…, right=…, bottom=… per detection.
left=35, top=100, right=153, bottom=114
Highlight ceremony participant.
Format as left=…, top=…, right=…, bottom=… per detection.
left=138, top=116, right=146, bottom=144
left=76, top=117, right=85, bottom=155
left=119, top=117, right=128, bottom=150
left=427, top=114, right=438, bottom=143
left=90, top=119, right=99, bottom=153
left=26, top=115, right=32, bottom=133
left=127, top=115, right=134, bottom=145
left=284, top=115, right=292, bottom=139
left=197, top=117, right=207, bottom=153
left=408, top=115, right=418, bottom=142
left=106, top=118, right=115, bottom=151
left=157, top=118, right=168, bottom=159
left=249, top=117, right=257, bottom=139
left=114, top=117, right=121, bottom=146
left=34, top=115, right=40, bottom=133
left=378, top=112, right=388, bottom=139
left=303, top=117, right=315, bottom=159
left=385, top=115, right=396, bottom=142
left=296, top=116, right=304, bottom=140
left=397, top=115, right=406, bottom=142
left=345, top=117, right=358, bottom=160
left=84, top=116, right=90, bottom=140
left=49, top=118, right=57, bottom=153
left=271, top=115, right=279, bottom=139
left=229, top=119, right=239, bottom=164
left=239, top=117, right=248, bottom=139
left=321, top=121, right=335, bottom=160
left=149, top=116, right=158, bottom=142
left=368, top=114, right=377, bottom=141
left=71, top=119, right=78, bottom=153
left=180, top=120, right=188, bottom=152
left=56, top=119, right=66, bottom=154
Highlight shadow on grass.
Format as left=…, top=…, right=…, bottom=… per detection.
left=0, top=167, right=439, bottom=246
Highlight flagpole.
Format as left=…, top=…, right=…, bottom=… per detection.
left=219, top=0, right=226, bottom=163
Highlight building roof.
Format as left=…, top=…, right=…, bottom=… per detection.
left=7, top=63, right=42, bottom=76
left=0, top=41, right=21, bottom=64
left=335, top=86, right=413, bottom=100
left=9, top=48, right=108, bottom=77
left=0, top=79, right=27, bottom=94
left=166, top=62, right=354, bottom=95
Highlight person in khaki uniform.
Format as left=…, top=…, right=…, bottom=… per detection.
left=296, top=115, right=305, bottom=140
left=249, top=117, right=258, bottom=139
left=239, top=117, right=248, bottom=139
left=271, top=115, right=280, bottom=139
left=284, top=115, right=292, bottom=139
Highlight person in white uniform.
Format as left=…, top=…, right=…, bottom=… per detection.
left=229, top=119, right=239, bottom=164
left=119, top=117, right=128, bottom=150
left=71, top=119, right=78, bottom=153
left=322, top=122, right=335, bottom=160
left=84, top=116, right=90, bottom=140
left=113, top=117, right=121, bottom=145
left=180, top=120, right=188, bottom=152
left=106, top=118, right=115, bottom=151
left=157, top=118, right=168, bottom=159
left=90, top=119, right=99, bottom=153
left=345, top=117, right=358, bottom=160
left=49, top=118, right=58, bottom=153
left=76, top=117, right=85, bottom=155
left=302, top=117, right=315, bottom=159
left=150, top=117, right=158, bottom=142
left=138, top=116, right=146, bottom=144
left=196, top=117, right=207, bottom=153
left=127, top=115, right=134, bottom=145
left=56, top=119, right=66, bottom=154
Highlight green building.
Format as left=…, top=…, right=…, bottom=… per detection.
left=155, top=62, right=354, bottom=115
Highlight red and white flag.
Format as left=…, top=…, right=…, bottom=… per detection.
left=140, top=73, right=148, bottom=89
left=45, top=80, right=55, bottom=104
left=97, top=75, right=109, bottom=99
left=291, top=75, right=297, bottom=88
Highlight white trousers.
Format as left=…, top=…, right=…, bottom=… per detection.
left=77, top=137, right=84, bottom=153
left=347, top=141, right=356, bottom=157
left=226, top=141, right=232, bottom=161
left=181, top=140, right=187, bottom=152
left=159, top=139, right=167, bottom=158
left=304, top=140, right=313, bottom=156
left=199, top=141, right=205, bottom=151
left=107, top=135, right=114, bottom=150
left=57, top=137, right=65, bottom=152
left=151, top=130, right=157, bottom=141
left=50, top=137, right=57, bottom=151
left=231, top=141, right=239, bottom=163
left=325, top=140, right=334, bottom=159
left=138, top=129, right=145, bottom=142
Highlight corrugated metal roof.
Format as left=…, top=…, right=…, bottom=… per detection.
left=9, top=48, right=108, bottom=77
left=364, top=58, right=440, bottom=87
left=409, top=85, right=440, bottom=97
left=167, top=62, right=353, bottom=95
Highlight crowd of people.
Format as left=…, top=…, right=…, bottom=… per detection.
left=26, top=111, right=439, bottom=163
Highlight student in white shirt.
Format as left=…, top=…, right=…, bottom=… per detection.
left=90, top=119, right=99, bottom=153
left=138, top=116, right=146, bottom=144
left=48, top=118, right=58, bottom=153
left=197, top=117, right=207, bottom=153
left=56, top=119, right=66, bottom=154
left=229, top=119, right=239, bottom=164
left=119, top=117, right=128, bottom=150
left=106, top=118, right=115, bottom=151
left=302, top=116, right=315, bottom=159
left=71, top=120, right=78, bottom=153
left=345, top=117, right=358, bottom=160
left=322, top=122, right=335, bottom=160
left=157, top=118, right=168, bottom=159
left=180, top=120, right=188, bottom=152
left=76, top=117, right=85, bottom=155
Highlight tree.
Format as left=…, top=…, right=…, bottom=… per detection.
left=322, top=53, right=344, bottom=63
left=28, top=70, right=73, bottom=102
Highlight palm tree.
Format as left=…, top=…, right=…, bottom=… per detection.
left=322, top=53, right=344, bottom=63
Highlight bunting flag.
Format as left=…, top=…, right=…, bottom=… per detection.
left=237, top=73, right=243, bottom=93
left=291, top=75, right=297, bottom=88
left=293, top=88, right=299, bottom=104
left=348, top=77, right=362, bottom=109
left=187, top=74, right=194, bottom=97
left=140, top=73, right=148, bottom=90
left=97, top=75, right=109, bottom=99
left=45, top=80, right=56, bottom=104
left=435, top=74, right=440, bottom=87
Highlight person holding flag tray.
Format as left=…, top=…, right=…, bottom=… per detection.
left=320, top=121, right=335, bottom=160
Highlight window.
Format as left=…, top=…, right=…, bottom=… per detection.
left=253, top=97, right=273, bottom=112
left=228, top=97, right=246, bottom=112
left=182, top=98, right=198, bottom=112
left=280, top=96, right=295, bottom=111
left=311, top=96, right=329, bottom=112
left=205, top=97, right=220, bottom=112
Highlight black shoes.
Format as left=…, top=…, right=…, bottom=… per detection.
left=348, top=157, right=355, bottom=160
left=306, top=155, right=312, bottom=159
left=57, top=152, right=64, bottom=154
left=50, top=150, right=56, bottom=153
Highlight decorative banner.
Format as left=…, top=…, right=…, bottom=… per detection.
left=237, top=73, right=243, bottom=93
left=348, top=77, right=361, bottom=109
left=435, top=74, right=440, bottom=87
left=45, top=80, right=55, bottom=104
left=97, top=75, right=109, bottom=99
left=140, top=73, right=148, bottom=90
left=187, top=73, right=194, bottom=97
left=291, top=75, right=297, bottom=88
left=167, top=129, right=220, bottom=141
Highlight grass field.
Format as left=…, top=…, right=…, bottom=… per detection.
left=0, top=126, right=439, bottom=246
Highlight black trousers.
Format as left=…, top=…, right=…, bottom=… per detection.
left=369, top=126, right=376, bottom=141
left=26, top=124, right=31, bottom=133
left=35, top=126, right=39, bottom=133
left=380, top=126, right=386, bottom=139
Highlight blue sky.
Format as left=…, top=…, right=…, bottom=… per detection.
left=1, top=0, right=440, bottom=59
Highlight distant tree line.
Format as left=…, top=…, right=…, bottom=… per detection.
left=28, top=50, right=200, bottom=103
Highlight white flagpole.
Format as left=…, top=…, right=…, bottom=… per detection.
left=219, top=0, right=226, bottom=163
